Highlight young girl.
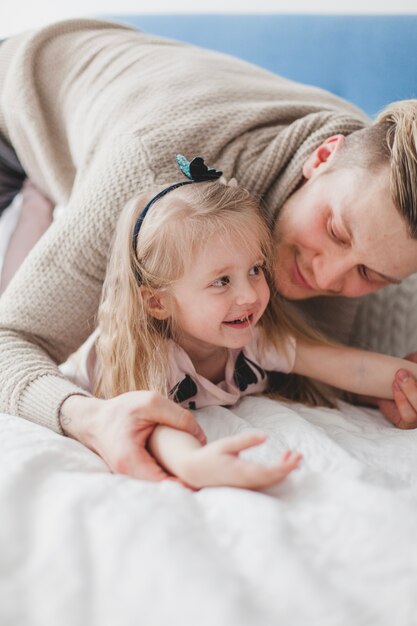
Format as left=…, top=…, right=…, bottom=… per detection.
left=61, top=155, right=417, bottom=491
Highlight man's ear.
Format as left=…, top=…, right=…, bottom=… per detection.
left=140, top=287, right=171, bottom=320
left=302, top=134, right=346, bottom=179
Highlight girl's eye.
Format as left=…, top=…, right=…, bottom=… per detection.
left=249, top=263, right=264, bottom=276
left=211, top=276, right=230, bottom=288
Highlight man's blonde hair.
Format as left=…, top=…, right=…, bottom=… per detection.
left=377, top=100, right=417, bottom=237
left=332, top=100, right=417, bottom=237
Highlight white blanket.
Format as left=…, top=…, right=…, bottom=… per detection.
left=1, top=397, right=417, bottom=626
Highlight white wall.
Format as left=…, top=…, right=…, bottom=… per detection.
left=1, top=0, right=416, bottom=39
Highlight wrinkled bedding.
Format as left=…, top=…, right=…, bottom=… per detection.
left=1, top=396, right=417, bottom=626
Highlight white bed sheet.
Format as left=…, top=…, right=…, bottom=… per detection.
left=1, top=396, right=417, bottom=626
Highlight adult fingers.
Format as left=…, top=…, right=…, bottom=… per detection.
left=392, top=382, right=417, bottom=429
left=378, top=387, right=417, bottom=429
left=101, top=421, right=171, bottom=481
left=377, top=397, right=402, bottom=427
left=126, top=391, right=206, bottom=445
left=395, top=370, right=417, bottom=410
left=112, top=441, right=173, bottom=481
left=140, top=394, right=207, bottom=445
left=378, top=368, right=417, bottom=429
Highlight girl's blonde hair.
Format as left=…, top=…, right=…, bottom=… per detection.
left=94, top=180, right=335, bottom=406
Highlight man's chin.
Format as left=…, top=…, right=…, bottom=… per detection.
left=282, top=289, right=318, bottom=301
left=274, top=277, right=318, bottom=300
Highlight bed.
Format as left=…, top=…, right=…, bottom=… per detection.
left=2, top=396, right=417, bottom=625
left=1, top=13, right=417, bottom=626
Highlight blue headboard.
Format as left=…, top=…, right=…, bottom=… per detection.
left=108, top=14, right=417, bottom=118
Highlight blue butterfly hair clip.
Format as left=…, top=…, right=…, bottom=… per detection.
left=176, top=154, right=223, bottom=182
left=132, top=154, right=223, bottom=257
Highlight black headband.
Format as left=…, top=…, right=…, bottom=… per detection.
left=132, top=154, right=222, bottom=255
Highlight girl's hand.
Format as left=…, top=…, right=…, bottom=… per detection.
left=177, top=431, right=302, bottom=490
left=59, top=391, right=207, bottom=480
left=376, top=351, right=417, bottom=429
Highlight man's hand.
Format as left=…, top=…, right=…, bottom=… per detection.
left=377, top=351, right=417, bottom=429
left=59, top=391, right=207, bottom=480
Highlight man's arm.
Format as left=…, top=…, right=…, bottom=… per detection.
left=0, top=135, right=151, bottom=431
left=0, top=134, right=208, bottom=479
left=0, top=135, right=153, bottom=432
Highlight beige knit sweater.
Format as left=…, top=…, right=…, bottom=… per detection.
left=0, top=19, right=369, bottom=433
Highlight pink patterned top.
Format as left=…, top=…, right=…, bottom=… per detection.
left=59, top=328, right=296, bottom=409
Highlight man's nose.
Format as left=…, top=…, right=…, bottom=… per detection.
left=234, top=280, right=258, bottom=305
left=312, top=253, right=353, bottom=294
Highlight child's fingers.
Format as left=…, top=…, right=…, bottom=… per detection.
left=217, top=431, right=267, bottom=454
left=267, top=452, right=302, bottom=479
left=260, top=452, right=302, bottom=484
left=234, top=451, right=302, bottom=490
left=260, top=449, right=302, bottom=475
left=279, top=449, right=302, bottom=466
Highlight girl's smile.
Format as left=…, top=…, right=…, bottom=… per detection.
left=222, top=312, right=255, bottom=328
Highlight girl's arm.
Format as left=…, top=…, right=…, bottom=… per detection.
left=293, top=340, right=417, bottom=399
left=148, top=425, right=302, bottom=490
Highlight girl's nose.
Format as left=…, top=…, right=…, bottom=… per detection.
left=234, top=281, right=257, bottom=305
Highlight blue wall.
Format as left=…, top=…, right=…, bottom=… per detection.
left=109, top=14, right=417, bottom=117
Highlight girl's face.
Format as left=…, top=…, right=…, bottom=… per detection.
left=165, top=233, right=270, bottom=356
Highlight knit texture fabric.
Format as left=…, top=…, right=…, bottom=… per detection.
left=351, top=273, right=417, bottom=357
left=0, top=19, right=368, bottom=433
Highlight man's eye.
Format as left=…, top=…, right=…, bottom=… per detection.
left=358, top=265, right=370, bottom=282
left=358, top=265, right=388, bottom=285
left=328, top=219, right=347, bottom=245
left=211, top=276, right=230, bottom=287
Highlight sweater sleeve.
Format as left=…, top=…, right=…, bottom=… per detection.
left=0, top=134, right=154, bottom=433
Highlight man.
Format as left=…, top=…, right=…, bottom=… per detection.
left=0, top=19, right=416, bottom=480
